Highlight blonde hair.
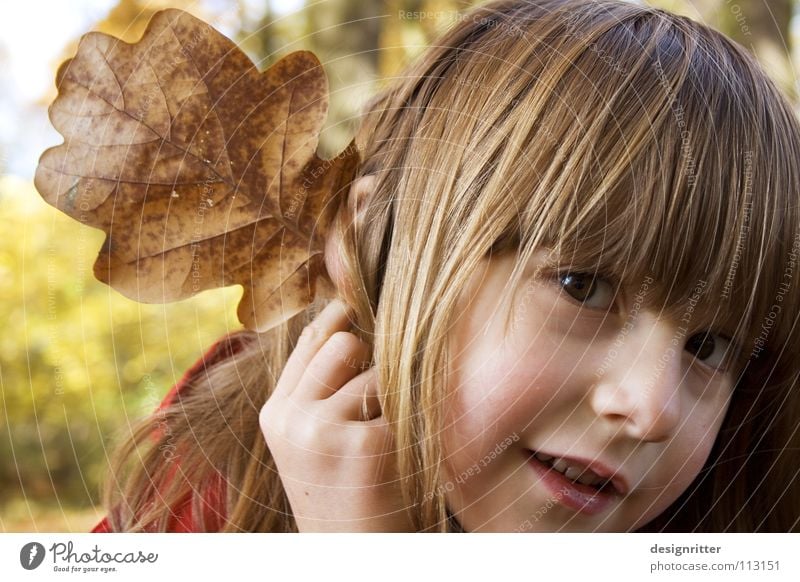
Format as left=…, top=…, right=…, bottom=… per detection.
left=104, top=0, right=800, bottom=532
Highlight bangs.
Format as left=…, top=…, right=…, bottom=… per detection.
left=479, top=6, right=800, bottom=381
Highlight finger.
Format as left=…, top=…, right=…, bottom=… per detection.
left=299, top=331, right=372, bottom=401
left=331, top=366, right=383, bottom=422
left=275, top=299, right=354, bottom=399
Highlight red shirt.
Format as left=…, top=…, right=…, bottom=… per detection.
left=91, top=334, right=247, bottom=533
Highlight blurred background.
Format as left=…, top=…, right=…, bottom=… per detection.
left=1, top=0, right=798, bottom=532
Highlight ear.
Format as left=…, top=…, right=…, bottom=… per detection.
left=323, top=174, right=376, bottom=297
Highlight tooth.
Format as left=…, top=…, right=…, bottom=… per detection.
left=564, top=466, right=581, bottom=480
left=536, top=452, right=554, bottom=463
left=551, top=458, right=569, bottom=474
left=576, top=472, right=602, bottom=486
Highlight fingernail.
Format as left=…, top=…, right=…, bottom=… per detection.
left=329, top=297, right=353, bottom=317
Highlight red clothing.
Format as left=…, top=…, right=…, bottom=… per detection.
left=91, top=334, right=247, bottom=532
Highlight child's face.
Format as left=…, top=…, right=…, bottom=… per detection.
left=442, top=249, right=734, bottom=532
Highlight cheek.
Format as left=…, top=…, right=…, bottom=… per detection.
left=442, top=338, right=563, bottom=460
left=634, top=410, right=723, bottom=528
left=671, top=411, right=722, bottom=488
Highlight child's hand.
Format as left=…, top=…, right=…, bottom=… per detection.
left=259, top=299, right=415, bottom=532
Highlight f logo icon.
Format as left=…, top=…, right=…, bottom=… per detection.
left=20, top=542, right=46, bottom=570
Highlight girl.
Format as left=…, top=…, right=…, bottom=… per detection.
left=95, top=0, right=800, bottom=532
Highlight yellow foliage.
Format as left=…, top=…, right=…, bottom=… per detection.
left=0, top=174, right=242, bottom=521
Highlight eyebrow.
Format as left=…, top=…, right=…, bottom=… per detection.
left=656, top=297, right=750, bottom=358
left=528, top=248, right=748, bottom=342
left=596, top=271, right=744, bottom=342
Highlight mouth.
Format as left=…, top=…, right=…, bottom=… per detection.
left=524, top=449, right=626, bottom=517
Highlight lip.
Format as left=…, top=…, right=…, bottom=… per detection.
left=524, top=449, right=628, bottom=517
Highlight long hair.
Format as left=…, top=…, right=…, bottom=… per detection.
left=103, top=0, right=800, bottom=532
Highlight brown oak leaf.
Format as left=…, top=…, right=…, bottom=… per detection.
left=34, top=8, right=359, bottom=332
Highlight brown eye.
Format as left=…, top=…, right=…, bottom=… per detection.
left=558, top=272, right=615, bottom=309
left=686, top=332, right=714, bottom=359
left=686, top=332, right=734, bottom=371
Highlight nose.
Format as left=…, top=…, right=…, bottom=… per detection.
left=589, top=313, right=683, bottom=443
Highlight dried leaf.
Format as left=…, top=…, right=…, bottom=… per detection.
left=35, top=9, right=359, bottom=332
